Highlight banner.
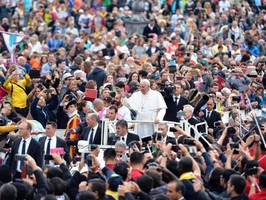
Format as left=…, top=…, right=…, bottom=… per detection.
left=2, top=32, right=24, bottom=63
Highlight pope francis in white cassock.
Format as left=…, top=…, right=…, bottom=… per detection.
left=121, top=79, right=167, bottom=139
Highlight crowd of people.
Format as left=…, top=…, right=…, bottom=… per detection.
left=1, top=0, right=266, bottom=200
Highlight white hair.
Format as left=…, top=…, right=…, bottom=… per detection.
left=74, top=70, right=86, bottom=80
left=115, top=141, right=127, bottom=149
left=140, top=79, right=150, bottom=87
left=221, top=88, right=231, bottom=95
left=184, top=104, right=194, bottom=113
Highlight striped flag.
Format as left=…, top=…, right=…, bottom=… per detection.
left=2, top=32, right=24, bottom=63
left=190, top=53, right=198, bottom=65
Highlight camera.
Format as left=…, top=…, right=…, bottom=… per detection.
left=171, top=145, right=180, bottom=152
left=38, top=83, right=43, bottom=90
left=214, top=121, right=221, bottom=127
left=230, top=142, right=239, bottom=149
left=46, top=89, right=51, bottom=94
left=68, top=94, right=74, bottom=101
left=15, top=154, right=26, bottom=161
left=232, top=96, right=241, bottom=103
left=169, top=127, right=177, bottom=132
left=176, top=111, right=185, bottom=119
left=44, top=154, right=54, bottom=160
left=227, top=127, right=236, bottom=136
left=108, top=133, right=120, bottom=145
left=86, top=155, right=92, bottom=167
left=156, top=132, right=162, bottom=141
left=183, top=138, right=195, bottom=145
left=158, top=82, right=175, bottom=98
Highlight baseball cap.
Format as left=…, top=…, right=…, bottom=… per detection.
left=62, top=73, right=74, bottom=81
left=151, top=73, right=160, bottom=80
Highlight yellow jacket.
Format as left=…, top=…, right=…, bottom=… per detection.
left=3, top=75, right=31, bottom=108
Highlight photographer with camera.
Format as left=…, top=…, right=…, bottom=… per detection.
left=191, top=63, right=213, bottom=93
left=164, top=82, right=189, bottom=122
left=30, top=87, right=59, bottom=128
left=227, top=68, right=251, bottom=93
left=3, top=69, right=31, bottom=117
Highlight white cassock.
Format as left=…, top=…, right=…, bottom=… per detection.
left=122, top=89, right=167, bottom=138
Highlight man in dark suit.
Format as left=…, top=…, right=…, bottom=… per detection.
left=115, top=120, right=140, bottom=145
left=39, top=121, right=71, bottom=165
left=199, top=98, right=221, bottom=137
left=78, top=113, right=102, bottom=145
left=164, top=83, right=189, bottom=122
left=30, top=88, right=59, bottom=128
left=143, top=18, right=161, bottom=39
left=158, top=123, right=175, bottom=143
left=8, top=120, right=42, bottom=178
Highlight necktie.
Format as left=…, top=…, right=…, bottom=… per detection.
left=89, top=128, right=94, bottom=144
left=45, top=138, right=51, bottom=165
left=21, top=140, right=26, bottom=167
left=175, top=97, right=179, bottom=105
left=42, top=108, right=47, bottom=119
left=206, top=111, right=210, bottom=119
left=46, top=138, right=51, bottom=155
left=122, top=137, right=125, bottom=142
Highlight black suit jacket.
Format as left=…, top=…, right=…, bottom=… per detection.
left=125, top=133, right=140, bottom=145
left=8, top=137, right=42, bottom=175
left=39, top=136, right=71, bottom=164
left=79, top=125, right=102, bottom=145
left=164, top=96, right=189, bottom=122
left=202, top=110, right=221, bottom=128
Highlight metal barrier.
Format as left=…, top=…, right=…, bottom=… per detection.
left=101, top=119, right=208, bottom=145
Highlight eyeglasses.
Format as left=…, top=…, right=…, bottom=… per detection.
left=230, top=64, right=237, bottom=66
left=18, top=128, right=27, bottom=130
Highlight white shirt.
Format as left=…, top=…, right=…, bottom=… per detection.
left=44, top=135, right=57, bottom=154
left=17, top=137, right=32, bottom=172
left=219, top=0, right=230, bottom=13
left=118, top=106, right=132, bottom=121
left=88, top=124, right=98, bottom=143
left=108, top=120, right=117, bottom=134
